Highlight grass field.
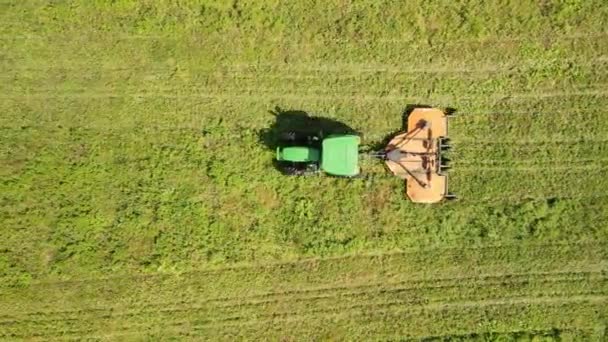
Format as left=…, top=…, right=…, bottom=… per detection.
left=1, top=0, right=608, bottom=340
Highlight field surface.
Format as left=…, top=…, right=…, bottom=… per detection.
left=1, top=0, right=608, bottom=340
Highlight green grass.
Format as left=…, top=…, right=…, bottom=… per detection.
left=1, top=0, right=608, bottom=339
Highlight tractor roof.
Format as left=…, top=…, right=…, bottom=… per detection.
left=321, top=135, right=360, bottom=177
left=277, top=146, right=320, bottom=162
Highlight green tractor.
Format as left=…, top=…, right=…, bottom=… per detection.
left=275, top=132, right=360, bottom=177
left=273, top=107, right=456, bottom=203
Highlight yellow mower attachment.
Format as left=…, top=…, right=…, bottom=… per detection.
left=384, top=108, right=453, bottom=203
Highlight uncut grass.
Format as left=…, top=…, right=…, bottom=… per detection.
left=3, top=97, right=608, bottom=276
left=3, top=1, right=607, bottom=37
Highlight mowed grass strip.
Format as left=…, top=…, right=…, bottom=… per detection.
left=1, top=243, right=606, bottom=340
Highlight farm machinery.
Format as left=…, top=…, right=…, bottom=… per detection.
left=274, top=107, right=455, bottom=203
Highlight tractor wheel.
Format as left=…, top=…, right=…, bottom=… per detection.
left=282, top=166, right=303, bottom=176
left=439, top=137, right=451, bottom=150
left=305, top=163, right=319, bottom=174
left=281, top=166, right=317, bottom=176
left=279, top=131, right=298, bottom=142
left=444, top=107, right=457, bottom=116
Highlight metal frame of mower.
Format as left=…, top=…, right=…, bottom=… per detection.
left=382, top=107, right=457, bottom=203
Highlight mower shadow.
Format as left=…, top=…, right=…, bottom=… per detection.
left=367, top=104, right=429, bottom=152
left=258, top=106, right=358, bottom=151
left=368, top=104, right=456, bottom=152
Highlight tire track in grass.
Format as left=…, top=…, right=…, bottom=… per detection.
left=450, top=138, right=608, bottom=147
left=7, top=292, right=606, bottom=340
left=453, top=138, right=608, bottom=144
left=453, top=166, right=608, bottom=176
left=116, top=291, right=608, bottom=334
left=2, top=88, right=608, bottom=101
left=366, top=171, right=608, bottom=201
left=189, top=301, right=606, bottom=342
left=3, top=30, right=607, bottom=43
left=3, top=243, right=604, bottom=332
left=2, top=89, right=608, bottom=122
left=3, top=258, right=604, bottom=336
left=1, top=124, right=608, bottom=140
left=131, top=276, right=608, bottom=322
left=5, top=269, right=602, bottom=324
left=9, top=240, right=606, bottom=288
left=451, top=139, right=608, bottom=165
left=5, top=77, right=608, bottom=100
left=3, top=57, right=607, bottom=77
left=8, top=78, right=608, bottom=102
left=193, top=293, right=608, bottom=328
left=2, top=121, right=606, bottom=143
left=450, top=141, right=608, bottom=152
left=452, top=167, right=608, bottom=197
left=367, top=166, right=608, bottom=197
left=455, top=159, right=608, bottom=167
left=66, top=302, right=606, bottom=341
left=5, top=293, right=606, bottom=340
left=454, top=162, right=608, bottom=171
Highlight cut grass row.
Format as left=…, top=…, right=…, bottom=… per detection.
left=8, top=273, right=604, bottom=327
left=4, top=298, right=605, bottom=340
left=5, top=241, right=606, bottom=307
left=1, top=243, right=606, bottom=339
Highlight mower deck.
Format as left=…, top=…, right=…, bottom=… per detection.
left=385, top=108, right=449, bottom=203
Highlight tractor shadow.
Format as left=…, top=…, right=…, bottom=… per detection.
left=258, top=106, right=358, bottom=151
left=259, top=107, right=359, bottom=174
